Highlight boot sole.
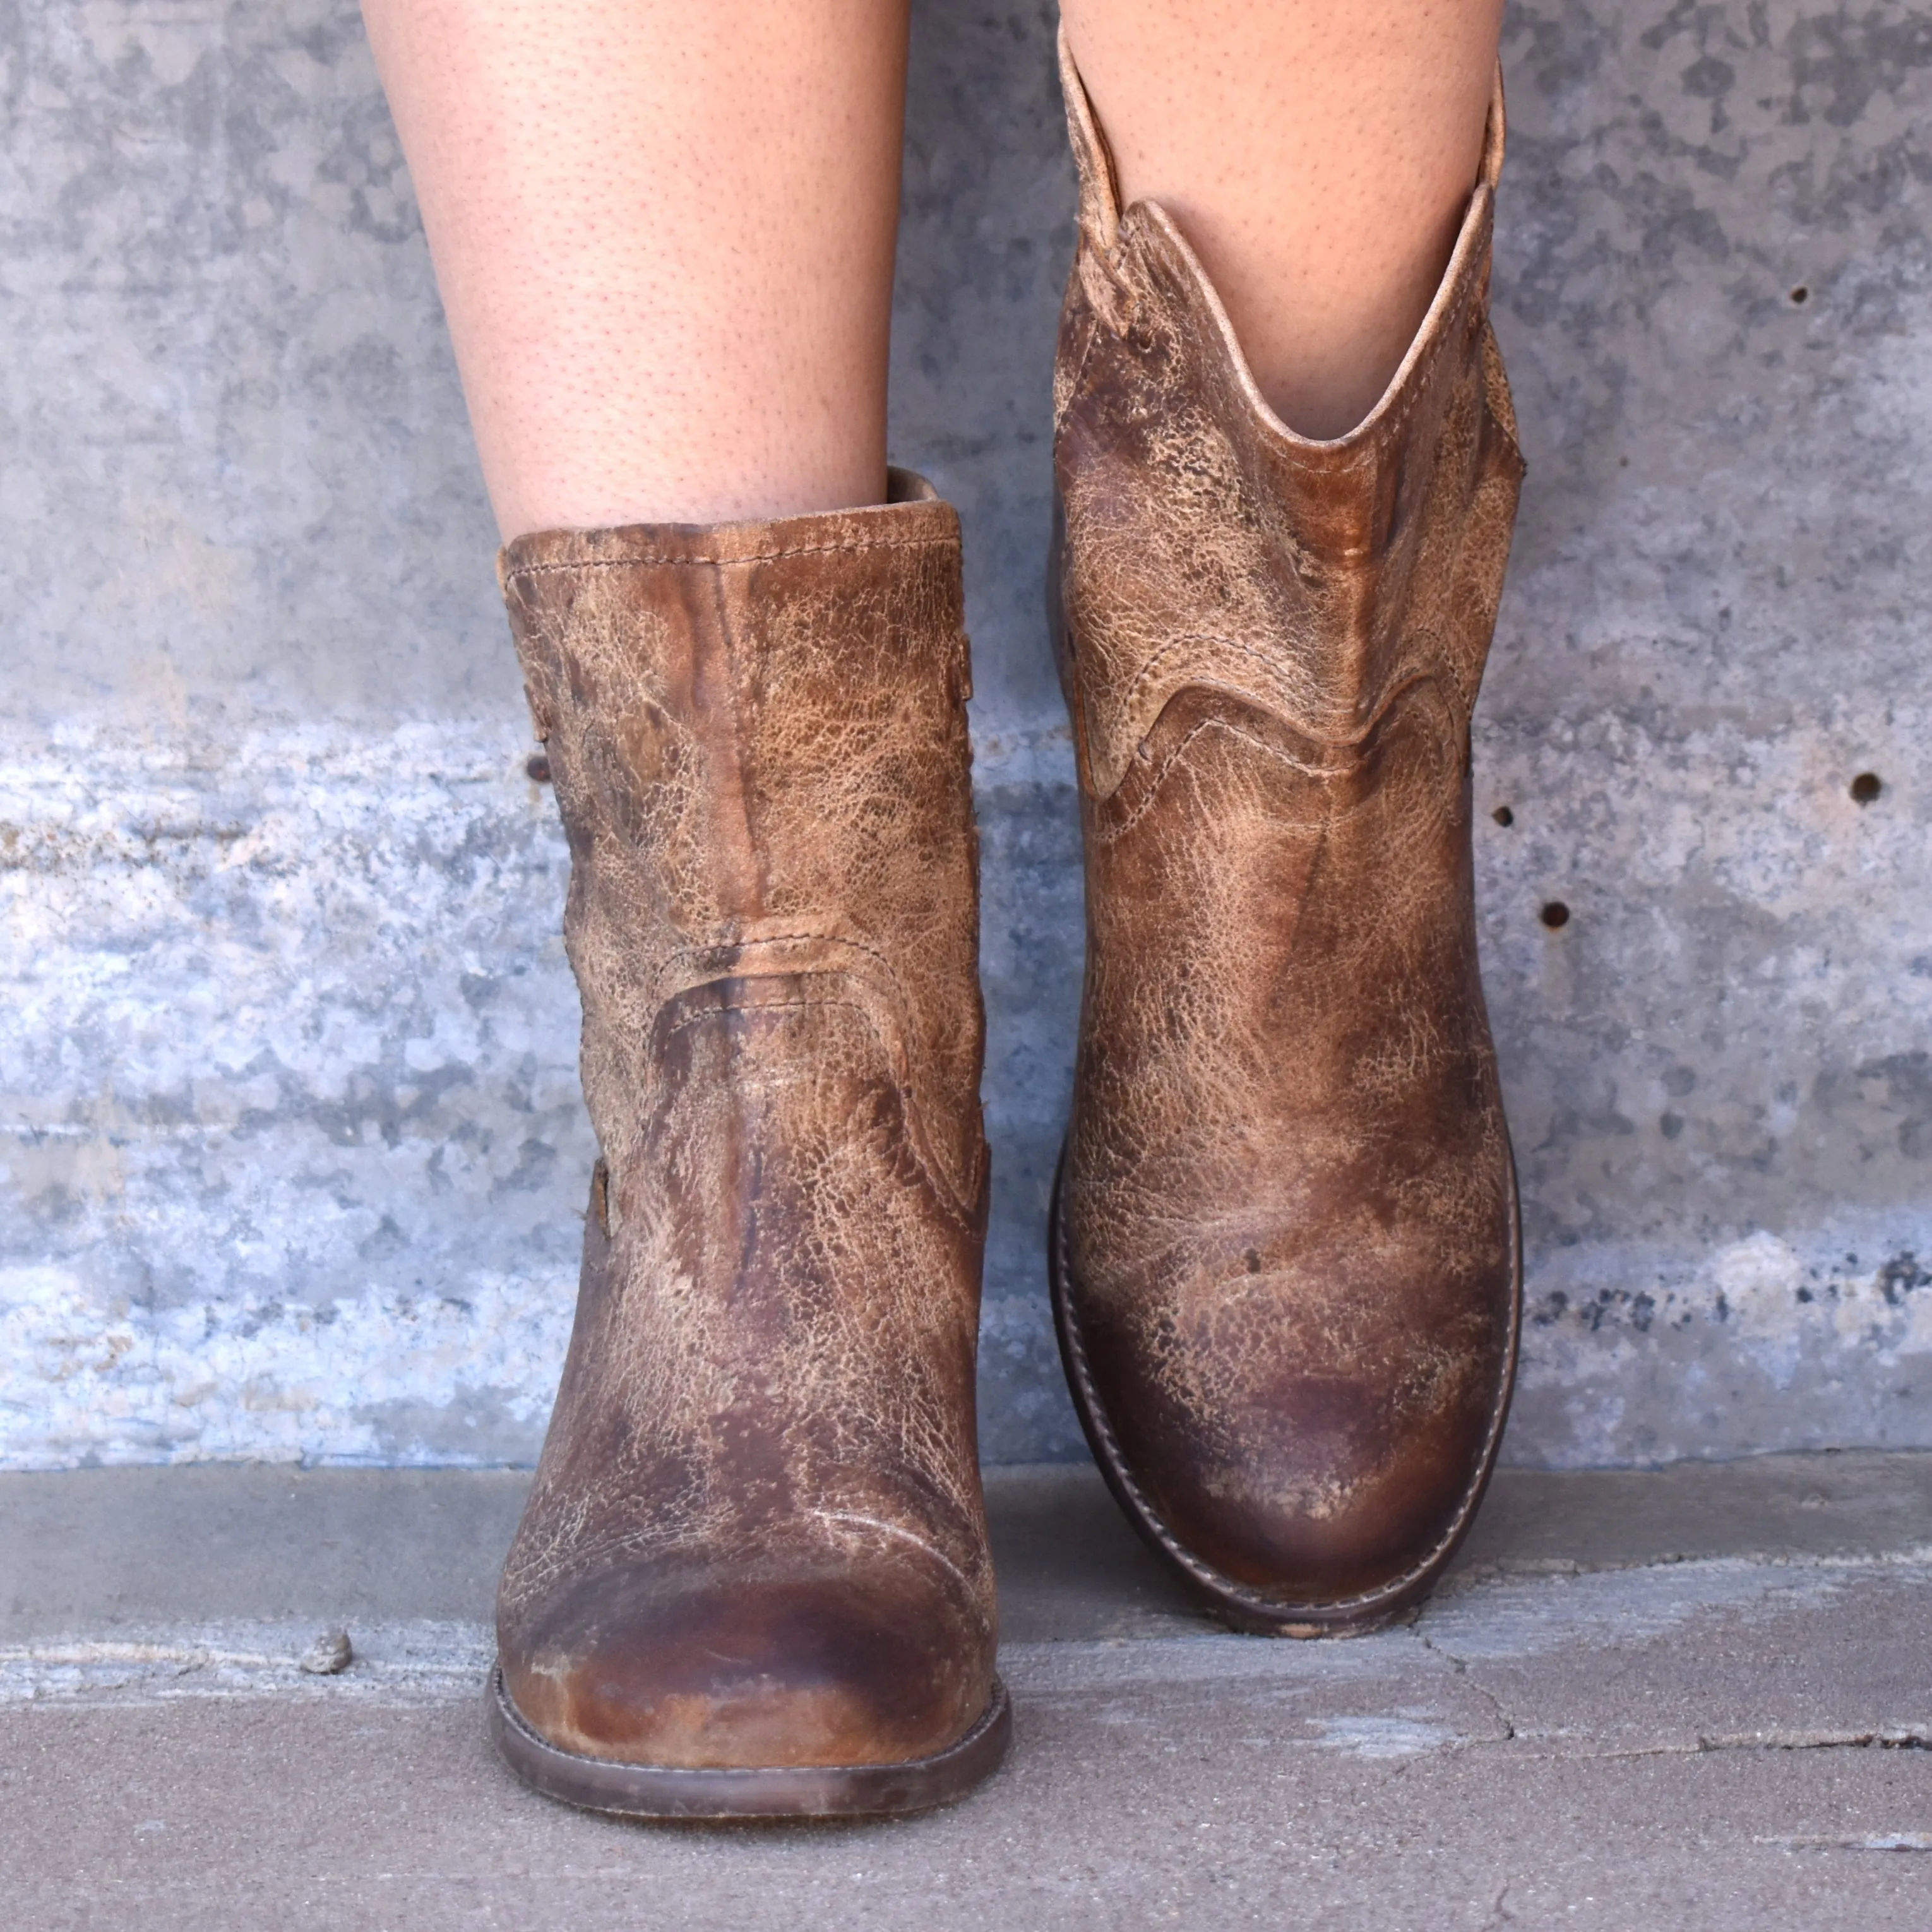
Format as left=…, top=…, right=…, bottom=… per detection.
left=487, top=1664, right=1012, bottom=1820
left=1048, top=1144, right=1522, bottom=1637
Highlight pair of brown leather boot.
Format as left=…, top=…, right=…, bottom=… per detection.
left=486, top=37, right=1523, bottom=1819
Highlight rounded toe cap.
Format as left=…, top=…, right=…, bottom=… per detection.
left=499, top=1553, right=994, bottom=1770
left=1066, top=1243, right=1515, bottom=1621
left=1123, top=1376, right=1500, bottom=1612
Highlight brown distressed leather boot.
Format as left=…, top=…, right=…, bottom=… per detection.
left=1047, top=33, right=1525, bottom=1636
left=486, top=472, right=1010, bottom=1816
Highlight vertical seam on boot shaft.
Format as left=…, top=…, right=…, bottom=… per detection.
left=681, top=558, right=763, bottom=922
left=1056, top=274, right=1104, bottom=438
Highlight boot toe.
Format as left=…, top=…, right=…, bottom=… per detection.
left=1067, top=1232, right=1514, bottom=1617
left=500, top=1553, right=994, bottom=1770
left=1123, top=1369, right=1496, bottom=1607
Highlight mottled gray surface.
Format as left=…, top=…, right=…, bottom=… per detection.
left=4, top=1457, right=1931, bottom=1930
left=1483, top=1, right=1932, bottom=1459
left=3, top=1, right=1931, bottom=1466
left=8, top=1451, right=1931, bottom=1645
left=13, top=1695, right=1932, bottom=1932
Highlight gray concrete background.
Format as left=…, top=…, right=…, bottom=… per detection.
left=3, top=1, right=1932, bottom=1468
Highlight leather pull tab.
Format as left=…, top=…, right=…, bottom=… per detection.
left=1058, top=25, right=1136, bottom=333
left=1480, top=62, right=1506, bottom=188
left=1057, top=25, right=1121, bottom=255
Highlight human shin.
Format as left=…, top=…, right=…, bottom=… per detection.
left=1047, top=30, right=1524, bottom=1635
left=487, top=472, right=1008, bottom=1816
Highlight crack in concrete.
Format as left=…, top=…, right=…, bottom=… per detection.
left=1415, top=1628, right=1518, bottom=1743
left=1461, top=1729, right=1932, bottom=1765
left=1402, top=1624, right=1929, bottom=1765
left=1443, top=1545, right=1932, bottom=1589
left=1758, top=1832, right=1932, bottom=1852
left=1699, top=1728, right=1931, bottom=1753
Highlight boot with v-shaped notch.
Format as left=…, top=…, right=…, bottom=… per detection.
left=1047, top=30, right=1525, bottom=1636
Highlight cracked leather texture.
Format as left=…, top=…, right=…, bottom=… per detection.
left=1051, top=32, right=1525, bottom=1621
left=494, top=473, right=996, bottom=1768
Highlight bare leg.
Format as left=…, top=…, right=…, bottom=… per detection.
left=1059, top=0, right=1504, bottom=439
left=361, top=0, right=909, bottom=538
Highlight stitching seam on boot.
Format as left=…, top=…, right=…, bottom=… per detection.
left=657, top=995, right=977, bottom=1236
left=655, top=935, right=981, bottom=1213
left=502, top=535, right=957, bottom=585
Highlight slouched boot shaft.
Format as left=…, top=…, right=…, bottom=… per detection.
left=488, top=472, right=1008, bottom=1816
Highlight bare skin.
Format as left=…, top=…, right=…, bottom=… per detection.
left=362, top=0, right=1503, bottom=535
left=361, top=0, right=909, bottom=537
left=1059, top=0, right=1505, bottom=439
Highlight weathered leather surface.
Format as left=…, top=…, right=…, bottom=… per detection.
left=1051, top=31, right=1525, bottom=1618
left=494, top=472, right=996, bottom=1767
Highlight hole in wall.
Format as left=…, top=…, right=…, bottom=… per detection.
left=1851, top=772, right=1881, bottom=805
left=1492, top=805, right=1514, bottom=826
left=1789, top=285, right=1810, bottom=305
left=1540, top=901, right=1570, bottom=930
left=526, top=751, right=552, bottom=784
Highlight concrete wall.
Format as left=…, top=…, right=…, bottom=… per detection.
left=4, top=0, right=1931, bottom=1470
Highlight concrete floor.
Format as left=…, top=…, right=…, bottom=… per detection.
left=3, top=1453, right=1931, bottom=1929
